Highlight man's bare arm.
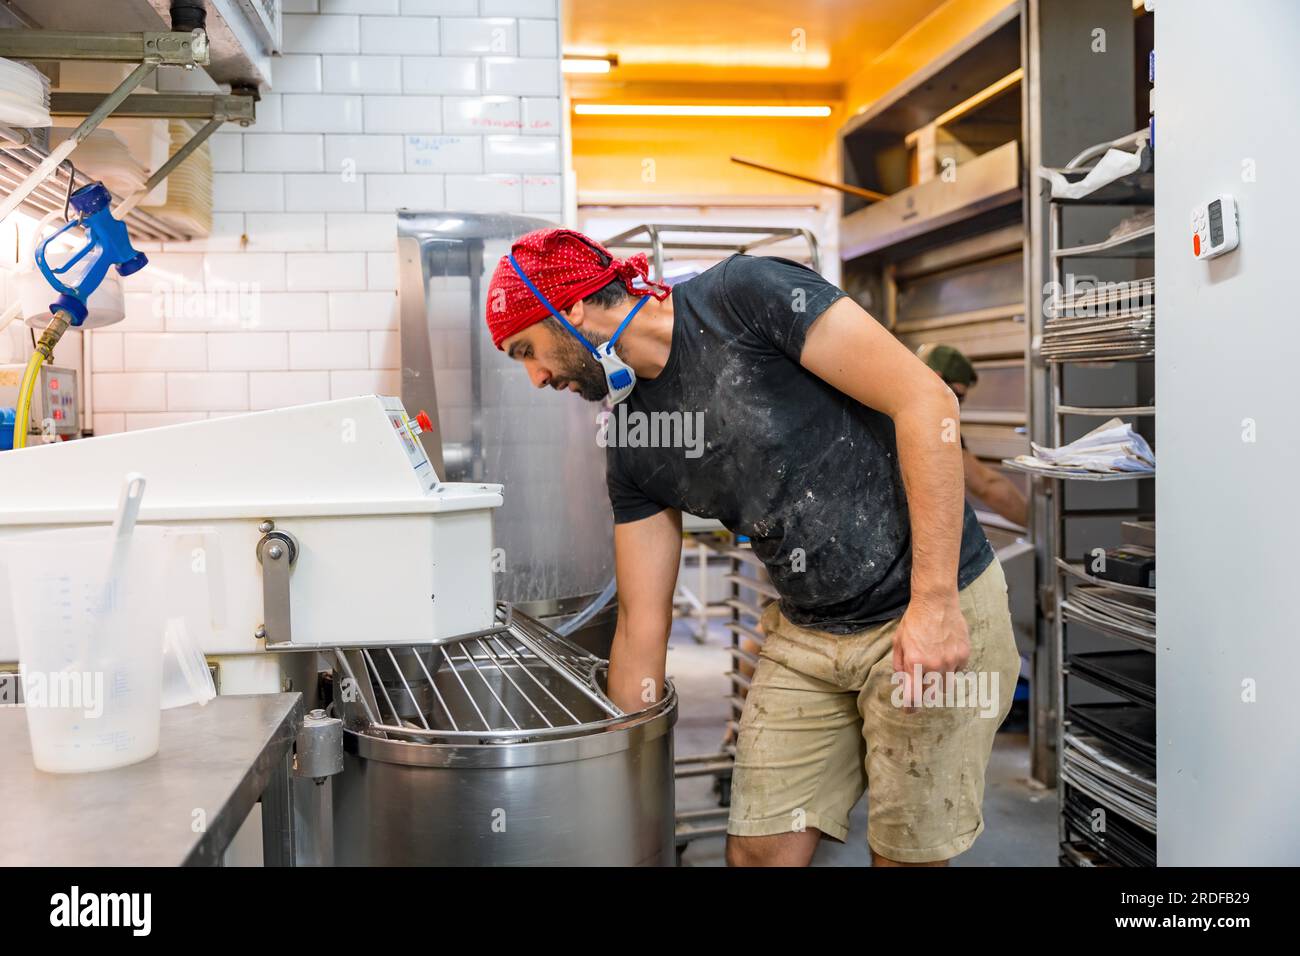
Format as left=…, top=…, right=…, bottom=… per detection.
left=799, top=297, right=966, bottom=601
left=963, top=448, right=1028, bottom=527
left=798, top=297, right=972, bottom=696
left=608, top=507, right=682, bottom=713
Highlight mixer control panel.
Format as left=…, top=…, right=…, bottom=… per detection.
left=379, top=395, right=439, bottom=492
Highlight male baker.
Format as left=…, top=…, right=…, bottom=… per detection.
left=485, top=228, right=1018, bottom=867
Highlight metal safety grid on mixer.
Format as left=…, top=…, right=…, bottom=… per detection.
left=332, top=609, right=627, bottom=743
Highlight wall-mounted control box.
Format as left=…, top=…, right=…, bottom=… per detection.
left=0, top=364, right=79, bottom=439
left=1191, top=194, right=1239, bottom=259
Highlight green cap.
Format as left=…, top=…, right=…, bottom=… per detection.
left=916, top=343, right=977, bottom=387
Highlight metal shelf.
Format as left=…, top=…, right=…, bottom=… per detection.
left=1040, top=170, right=1154, bottom=206
left=1039, top=128, right=1154, bottom=208
left=1002, top=460, right=1153, bottom=481
left=601, top=223, right=821, bottom=279
left=1044, top=128, right=1160, bottom=866
left=1056, top=558, right=1155, bottom=598
left=724, top=597, right=764, bottom=620
left=1064, top=652, right=1155, bottom=707
left=1044, top=353, right=1155, bottom=366
left=1059, top=614, right=1154, bottom=653
left=1053, top=223, right=1154, bottom=259
left=723, top=572, right=779, bottom=601
left=1057, top=404, right=1155, bottom=416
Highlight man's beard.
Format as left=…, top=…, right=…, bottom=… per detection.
left=550, top=326, right=612, bottom=402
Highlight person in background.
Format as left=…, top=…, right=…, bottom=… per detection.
left=917, top=344, right=1028, bottom=528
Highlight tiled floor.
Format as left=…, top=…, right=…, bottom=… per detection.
left=667, top=620, right=1058, bottom=867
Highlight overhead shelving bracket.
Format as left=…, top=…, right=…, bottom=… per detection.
left=0, top=27, right=255, bottom=235
left=0, top=28, right=208, bottom=66
left=49, top=91, right=256, bottom=123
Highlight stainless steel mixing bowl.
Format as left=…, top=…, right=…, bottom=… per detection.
left=331, top=614, right=677, bottom=866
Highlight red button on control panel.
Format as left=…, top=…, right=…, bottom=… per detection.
left=1193, top=234, right=1201, bottom=256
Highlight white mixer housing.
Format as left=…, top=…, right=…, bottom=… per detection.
left=0, top=395, right=503, bottom=661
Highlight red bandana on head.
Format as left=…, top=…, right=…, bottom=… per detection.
left=485, top=228, right=670, bottom=349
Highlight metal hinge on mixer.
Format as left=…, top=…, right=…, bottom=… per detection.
left=256, top=522, right=299, bottom=649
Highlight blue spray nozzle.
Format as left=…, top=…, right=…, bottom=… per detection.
left=34, top=182, right=148, bottom=325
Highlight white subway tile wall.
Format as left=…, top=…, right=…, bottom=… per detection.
left=364, top=94, right=443, bottom=133
left=92, top=3, right=562, bottom=427
left=444, top=94, right=518, bottom=133
left=518, top=19, right=559, bottom=58
left=442, top=17, right=518, bottom=56
left=322, top=55, right=403, bottom=94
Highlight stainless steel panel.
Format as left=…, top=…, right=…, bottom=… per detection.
left=894, top=222, right=1024, bottom=279
left=962, top=360, right=1026, bottom=414
left=961, top=422, right=1029, bottom=461
left=897, top=252, right=1023, bottom=323
left=896, top=317, right=1024, bottom=359
left=397, top=213, right=616, bottom=610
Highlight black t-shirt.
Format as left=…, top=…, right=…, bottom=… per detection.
left=605, top=254, right=994, bottom=634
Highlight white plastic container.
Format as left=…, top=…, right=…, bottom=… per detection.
left=18, top=268, right=125, bottom=330
left=0, top=520, right=220, bottom=775
left=160, top=616, right=216, bottom=710
left=0, top=525, right=195, bottom=772
left=15, top=209, right=127, bottom=331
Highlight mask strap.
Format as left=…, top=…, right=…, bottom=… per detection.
left=608, top=293, right=651, bottom=349
left=507, top=254, right=600, bottom=360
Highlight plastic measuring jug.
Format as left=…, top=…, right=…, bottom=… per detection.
left=0, top=521, right=227, bottom=771
left=0, top=524, right=179, bottom=773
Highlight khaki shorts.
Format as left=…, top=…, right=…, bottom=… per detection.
left=728, top=558, right=1019, bottom=863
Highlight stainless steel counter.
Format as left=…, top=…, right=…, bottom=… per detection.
left=0, top=693, right=302, bottom=866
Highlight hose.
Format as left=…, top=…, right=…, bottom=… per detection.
left=12, top=351, right=43, bottom=450
left=12, top=309, right=71, bottom=450
left=555, top=576, right=618, bottom=637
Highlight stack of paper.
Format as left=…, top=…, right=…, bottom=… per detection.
left=1011, top=418, right=1154, bottom=476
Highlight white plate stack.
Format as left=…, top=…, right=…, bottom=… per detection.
left=140, top=120, right=213, bottom=237
left=0, top=58, right=51, bottom=128
left=48, top=126, right=149, bottom=198
left=103, top=116, right=170, bottom=206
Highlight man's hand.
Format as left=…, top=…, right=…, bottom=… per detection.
left=891, top=590, right=971, bottom=709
